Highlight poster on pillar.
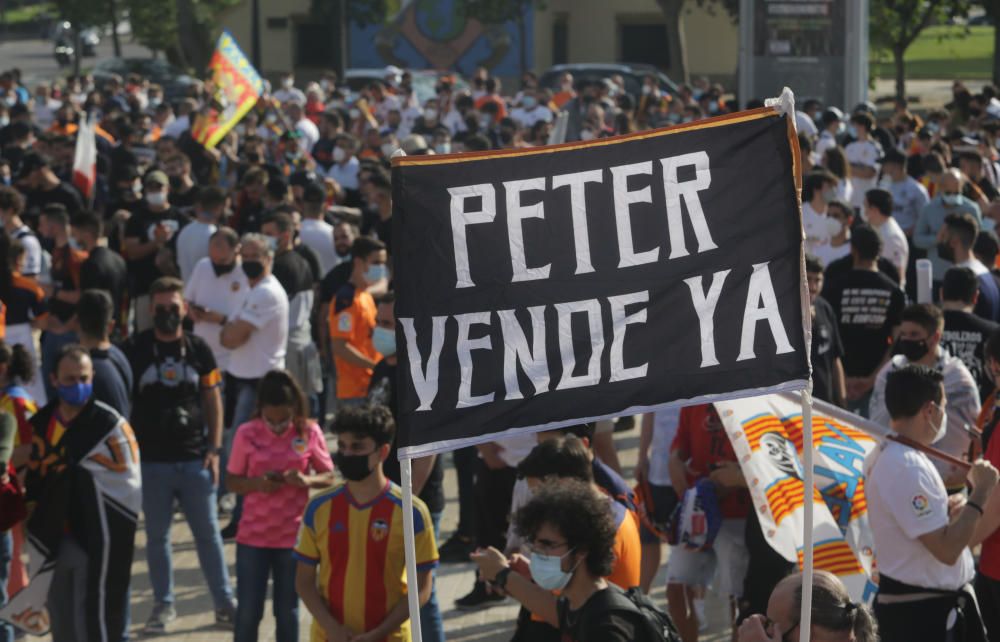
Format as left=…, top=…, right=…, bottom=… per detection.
left=391, top=104, right=811, bottom=458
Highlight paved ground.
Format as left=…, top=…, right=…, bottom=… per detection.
left=22, top=422, right=733, bottom=642
left=0, top=32, right=149, bottom=87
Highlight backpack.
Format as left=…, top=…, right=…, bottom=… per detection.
left=575, top=585, right=682, bottom=642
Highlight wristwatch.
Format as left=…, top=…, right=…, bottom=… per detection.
left=493, top=567, right=512, bottom=591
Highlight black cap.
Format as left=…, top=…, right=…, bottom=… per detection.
left=303, top=181, right=326, bottom=204
left=16, top=151, right=48, bottom=179
left=883, top=147, right=907, bottom=166
left=289, top=169, right=318, bottom=188
left=266, top=176, right=288, bottom=200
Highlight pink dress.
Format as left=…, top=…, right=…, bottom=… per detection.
left=227, top=418, right=333, bottom=548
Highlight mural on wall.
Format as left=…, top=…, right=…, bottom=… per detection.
left=350, top=0, right=533, bottom=74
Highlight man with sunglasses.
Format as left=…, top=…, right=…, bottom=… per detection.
left=123, top=276, right=236, bottom=634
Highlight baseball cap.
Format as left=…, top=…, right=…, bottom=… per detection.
left=144, top=170, right=168, bottom=187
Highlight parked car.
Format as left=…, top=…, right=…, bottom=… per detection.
left=92, top=58, right=198, bottom=101
left=344, top=68, right=470, bottom=105
left=539, top=63, right=679, bottom=99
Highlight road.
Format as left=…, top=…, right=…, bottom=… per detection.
left=0, top=32, right=150, bottom=87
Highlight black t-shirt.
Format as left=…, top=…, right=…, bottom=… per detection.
left=273, top=250, right=315, bottom=298
left=824, top=254, right=900, bottom=287
left=90, top=344, right=133, bottom=418
left=369, top=359, right=445, bottom=514
left=825, top=269, right=906, bottom=377
left=311, top=137, right=337, bottom=171
left=811, top=296, right=844, bottom=405
left=24, top=181, right=84, bottom=218
left=124, top=331, right=219, bottom=462
left=942, top=308, right=999, bottom=401
left=123, top=205, right=189, bottom=296
left=294, top=243, right=322, bottom=282
left=557, top=588, right=641, bottom=642
left=80, top=246, right=128, bottom=322
left=978, top=177, right=1000, bottom=202
left=320, top=261, right=352, bottom=305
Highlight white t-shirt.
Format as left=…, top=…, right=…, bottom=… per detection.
left=295, top=117, right=320, bottom=153
left=183, top=257, right=249, bottom=371
left=813, top=240, right=851, bottom=268
left=510, top=105, right=553, bottom=129
left=649, top=408, right=680, bottom=486
left=272, top=87, right=306, bottom=105
left=299, top=218, right=339, bottom=276
left=958, top=257, right=990, bottom=277
left=226, top=274, right=289, bottom=379
left=175, top=220, right=216, bottom=283
left=815, top=130, right=838, bottom=159
left=324, top=156, right=360, bottom=191
left=795, top=111, right=818, bottom=138
left=846, top=139, right=882, bottom=209
left=802, top=201, right=830, bottom=255
left=11, top=225, right=42, bottom=276
left=865, top=440, right=974, bottom=590
left=162, top=115, right=190, bottom=139
left=875, top=216, right=909, bottom=287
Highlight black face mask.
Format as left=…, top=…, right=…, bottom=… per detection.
left=39, top=237, right=55, bottom=252
left=242, top=260, right=264, bottom=280
left=895, top=338, right=930, bottom=362
left=168, top=176, right=183, bottom=190
left=211, top=261, right=235, bottom=277
left=334, top=451, right=375, bottom=482
left=937, top=241, right=956, bottom=263
left=153, top=306, right=181, bottom=334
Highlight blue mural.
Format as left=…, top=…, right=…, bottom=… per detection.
left=349, top=0, right=534, bottom=75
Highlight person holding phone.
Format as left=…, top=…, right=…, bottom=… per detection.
left=226, top=369, right=334, bottom=642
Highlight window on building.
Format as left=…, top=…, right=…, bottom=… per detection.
left=552, top=14, right=568, bottom=65
left=295, top=22, right=337, bottom=68
left=620, top=23, right=670, bottom=68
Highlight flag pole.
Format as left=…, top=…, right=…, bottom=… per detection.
left=798, top=384, right=815, bottom=642
left=401, top=456, right=424, bottom=642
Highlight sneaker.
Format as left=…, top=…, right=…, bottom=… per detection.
left=438, top=533, right=474, bottom=563
left=220, top=520, right=238, bottom=540
left=143, top=602, right=177, bottom=635
left=218, top=493, right=237, bottom=515
left=215, top=601, right=237, bottom=629
left=693, top=598, right=708, bottom=632
left=455, top=580, right=506, bottom=611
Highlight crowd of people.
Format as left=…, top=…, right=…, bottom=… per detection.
left=2, top=59, right=1000, bottom=642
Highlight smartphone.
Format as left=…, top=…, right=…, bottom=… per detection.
left=264, top=471, right=285, bottom=483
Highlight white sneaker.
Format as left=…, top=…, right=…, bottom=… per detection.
left=694, top=598, right=708, bottom=632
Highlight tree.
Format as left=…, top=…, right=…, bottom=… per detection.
left=654, top=0, right=738, bottom=84
left=460, top=0, right=546, bottom=76
left=870, top=0, right=971, bottom=102
left=979, top=1, right=1000, bottom=86
left=53, top=0, right=105, bottom=73
left=124, top=0, right=240, bottom=71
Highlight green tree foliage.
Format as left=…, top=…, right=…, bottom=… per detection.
left=871, top=0, right=971, bottom=101
left=123, top=0, right=240, bottom=71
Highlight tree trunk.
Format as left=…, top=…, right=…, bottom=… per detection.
left=517, top=13, right=526, bottom=76
left=174, top=0, right=213, bottom=70
left=893, top=45, right=906, bottom=103
left=656, top=0, right=688, bottom=84
left=108, top=0, right=121, bottom=57
left=993, top=21, right=1000, bottom=87
left=73, top=30, right=82, bottom=76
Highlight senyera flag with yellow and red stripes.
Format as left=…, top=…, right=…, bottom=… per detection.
left=716, top=392, right=880, bottom=604
left=191, top=30, right=263, bottom=149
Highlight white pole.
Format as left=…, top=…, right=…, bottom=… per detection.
left=799, top=386, right=815, bottom=642
left=401, top=456, right=424, bottom=642
left=916, top=258, right=933, bottom=304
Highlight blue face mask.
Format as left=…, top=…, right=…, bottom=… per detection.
left=365, top=263, right=387, bottom=282
left=942, top=194, right=962, bottom=207
left=529, top=549, right=578, bottom=591
left=266, top=236, right=279, bottom=252
left=522, top=96, right=537, bottom=109
left=57, top=382, right=92, bottom=407
left=372, top=326, right=396, bottom=356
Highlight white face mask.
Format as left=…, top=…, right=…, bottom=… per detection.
left=332, top=147, right=347, bottom=163
left=424, top=107, right=438, bottom=121
left=146, top=191, right=167, bottom=207
left=282, top=77, right=294, bottom=89
left=580, top=129, right=596, bottom=141
left=825, top=216, right=843, bottom=237
left=381, top=142, right=396, bottom=157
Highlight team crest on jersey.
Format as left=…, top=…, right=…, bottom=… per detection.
left=291, top=437, right=307, bottom=455
left=371, top=518, right=389, bottom=542
left=338, top=314, right=352, bottom=332
left=912, top=494, right=931, bottom=517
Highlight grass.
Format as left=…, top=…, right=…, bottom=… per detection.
left=1, top=1, right=54, bottom=25
left=871, top=24, right=994, bottom=80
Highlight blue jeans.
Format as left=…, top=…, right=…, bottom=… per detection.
left=141, top=461, right=233, bottom=608
left=221, top=375, right=259, bottom=519
left=420, top=511, right=444, bottom=642
left=0, top=531, right=11, bottom=642
left=235, top=544, right=298, bottom=642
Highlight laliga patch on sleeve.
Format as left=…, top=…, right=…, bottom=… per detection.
left=338, top=313, right=351, bottom=332
left=912, top=494, right=932, bottom=517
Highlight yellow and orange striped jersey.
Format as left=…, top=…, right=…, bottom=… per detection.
left=2, top=384, right=37, bottom=449
left=294, top=481, right=438, bottom=642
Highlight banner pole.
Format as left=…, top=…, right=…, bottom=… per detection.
left=401, top=456, right=424, bottom=642
left=799, top=386, right=814, bottom=642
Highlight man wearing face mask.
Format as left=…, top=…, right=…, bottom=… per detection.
left=366, top=291, right=447, bottom=642
left=801, top=170, right=840, bottom=255
left=882, top=148, right=930, bottom=236
left=23, top=346, right=141, bottom=642
left=294, top=404, right=438, bottom=642
left=175, top=186, right=225, bottom=283
left=71, top=211, right=127, bottom=334
left=329, top=237, right=387, bottom=410
left=123, top=277, right=235, bottom=633
left=123, top=170, right=188, bottom=332
left=915, top=169, right=983, bottom=281
left=510, top=90, right=552, bottom=129
left=866, top=365, right=997, bottom=642
left=183, top=228, right=248, bottom=372
left=844, top=112, right=883, bottom=210
left=862, top=188, right=909, bottom=289
left=937, top=213, right=1000, bottom=322
left=272, top=73, right=305, bottom=106
left=323, top=134, right=360, bottom=200
left=869, top=304, right=980, bottom=490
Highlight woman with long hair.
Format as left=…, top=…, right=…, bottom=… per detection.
left=225, top=369, right=334, bottom=642
left=823, top=146, right=854, bottom=206
left=0, top=234, right=47, bottom=406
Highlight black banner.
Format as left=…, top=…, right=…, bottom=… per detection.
left=391, top=108, right=809, bottom=457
